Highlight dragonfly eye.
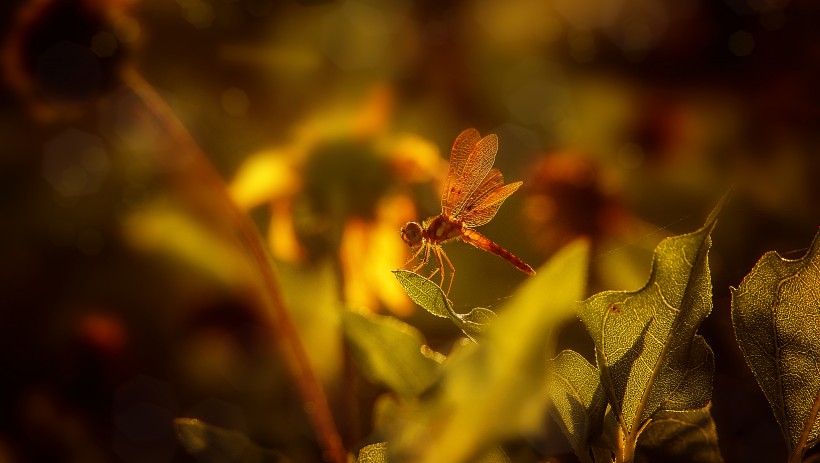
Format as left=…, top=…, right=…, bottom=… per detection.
left=401, top=222, right=423, bottom=246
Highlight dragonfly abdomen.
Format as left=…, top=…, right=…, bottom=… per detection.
left=461, top=228, right=535, bottom=275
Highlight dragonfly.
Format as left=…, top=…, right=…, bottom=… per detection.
left=400, top=128, right=535, bottom=295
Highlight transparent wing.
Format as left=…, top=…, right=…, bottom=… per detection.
left=451, top=168, right=503, bottom=221
left=461, top=181, right=522, bottom=228
left=447, top=134, right=499, bottom=219
left=442, top=128, right=481, bottom=217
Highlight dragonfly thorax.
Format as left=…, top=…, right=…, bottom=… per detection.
left=424, top=214, right=462, bottom=243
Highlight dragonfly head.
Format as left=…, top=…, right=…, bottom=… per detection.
left=400, top=222, right=423, bottom=247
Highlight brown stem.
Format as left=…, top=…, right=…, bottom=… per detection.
left=121, top=68, right=346, bottom=463
left=615, top=423, right=638, bottom=463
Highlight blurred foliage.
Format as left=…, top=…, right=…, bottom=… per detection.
left=175, top=418, right=288, bottom=463
left=341, top=310, right=438, bottom=399
left=395, top=241, right=587, bottom=462
left=547, top=350, right=606, bottom=463
left=1, top=0, right=820, bottom=462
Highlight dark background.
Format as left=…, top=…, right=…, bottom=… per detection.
left=0, top=0, right=818, bottom=461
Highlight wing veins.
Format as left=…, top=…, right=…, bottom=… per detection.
left=449, top=134, right=498, bottom=219
left=461, top=181, right=523, bottom=228
left=442, top=128, right=481, bottom=217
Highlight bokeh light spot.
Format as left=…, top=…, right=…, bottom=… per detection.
left=729, top=30, right=755, bottom=56
left=43, top=129, right=110, bottom=197
left=179, top=0, right=215, bottom=29
left=91, top=31, right=118, bottom=58
left=82, top=145, right=109, bottom=172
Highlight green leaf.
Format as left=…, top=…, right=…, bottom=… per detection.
left=455, top=307, right=498, bottom=339
left=392, top=270, right=496, bottom=341
left=731, top=230, right=820, bottom=461
left=174, top=418, right=286, bottom=463
left=635, top=404, right=723, bottom=463
left=578, top=207, right=719, bottom=451
left=548, top=350, right=607, bottom=463
left=355, top=442, right=510, bottom=463
left=392, top=270, right=453, bottom=319
left=389, top=240, right=589, bottom=463
left=357, top=442, right=389, bottom=463
left=341, top=310, right=440, bottom=398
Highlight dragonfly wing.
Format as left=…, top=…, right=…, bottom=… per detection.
left=451, top=168, right=503, bottom=221
left=460, top=181, right=522, bottom=228
left=442, top=128, right=481, bottom=217
left=448, top=134, right=499, bottom=219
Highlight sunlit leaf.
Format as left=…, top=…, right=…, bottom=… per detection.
left=634, top=403, right=723, bottom=463
left=731, top=230, right=820, bottom=461
left=342, top=310, right=439, bottom=398
left=456, top=307, right=498, bottom=339
left=392, top=270, right=497, bottom=341
left=548, top=350, right=606, bottom=463
left=355, top=442, right=510, bottom=463
left=477, top=447, right=513, bottom=463
left=578, top=205, right=720, bottom=454
left=356, top=442, right=389, bottom=463
left=389, top=240, right=589, bottom=463
left=174, top=418, right=286, bottom=463
left=392, top=270, right=452, bottom=319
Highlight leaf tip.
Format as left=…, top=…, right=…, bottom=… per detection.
left=703, top=191, right=731, bottom=232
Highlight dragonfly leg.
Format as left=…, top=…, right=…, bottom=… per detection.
left=440, top=249, right=456, bottom=295
left=412, top=244, right=431, bottom=273
left=433, top=246, right=446, bottom=290
left=403, top=244, right=426, bottom=270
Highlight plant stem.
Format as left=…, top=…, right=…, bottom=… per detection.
left=122, top=69, right=346, bottom=463
left=615, top=425, right=636, bottom=463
